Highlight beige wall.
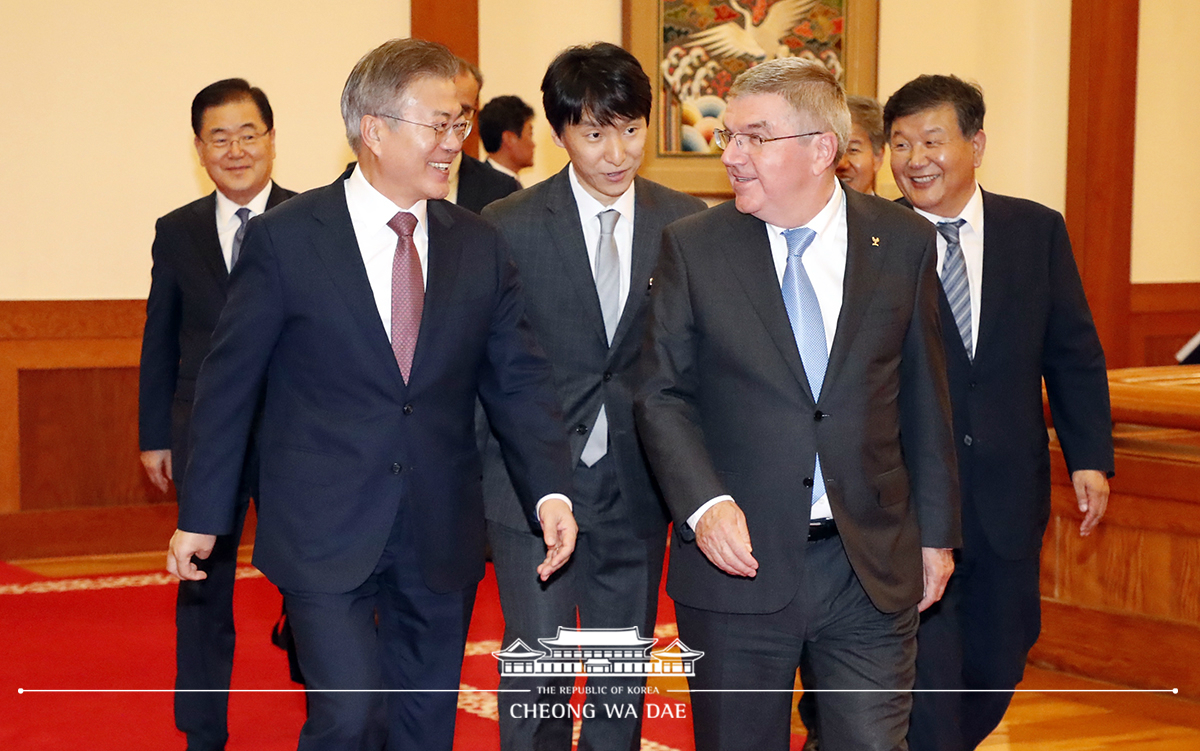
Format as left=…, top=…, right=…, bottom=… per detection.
left=1, top=0, right=1195, bottom=300
left=0, top=0, right=409, bottom=300
left=478, top=0, right=622, bottom=185
left=1131, top=0, right=1200, bottom=282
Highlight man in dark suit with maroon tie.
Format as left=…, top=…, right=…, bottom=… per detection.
left=165, top=40, right=579, bottom=751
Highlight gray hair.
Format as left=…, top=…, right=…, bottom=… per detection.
left=728, top=58, right=851, bottom=161
left=341, top=38, right=459, bottom=153
left=846, top=95, right=885, bottom=154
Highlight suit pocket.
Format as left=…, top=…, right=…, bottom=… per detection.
left=874, top=465, right=910, bottom=508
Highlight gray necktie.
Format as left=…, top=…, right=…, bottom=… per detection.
left=230, top=207, right=251, bottom=268
left=937, top=219, right=972, bottom=359
left=782, top=227, right=826, bottom=506
left=580, top=209, right=621, bottom=467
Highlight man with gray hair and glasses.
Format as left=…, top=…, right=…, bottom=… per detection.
left=166, top=38, right=578, bottom=750
left=635, top=57, right=960, bottom=751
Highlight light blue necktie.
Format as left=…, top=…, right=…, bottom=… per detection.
left=231, top=207, right=251, bottom=268
left=937, top=219, right=972, bottom=360
left=782, top=227, right=825, bottom=506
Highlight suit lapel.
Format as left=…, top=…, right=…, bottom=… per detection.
left=414, top=201, right=464, bottom=381
left=717, top=206, right=813, bottom=400
left=974, top=190, right=1010, bottom=362
left=824, top=190, right=885, bottom=392
left=612, top=178, right=661, bottom=350
left=544, top=169, right=610, bottom=347
left=309, top=184, right=407, bottom=390
left=189, top=193, right=229, bottom=293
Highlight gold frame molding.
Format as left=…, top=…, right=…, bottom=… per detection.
left=624, top=0, right=879, bottom=196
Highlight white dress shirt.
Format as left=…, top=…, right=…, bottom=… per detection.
left=913, top=182, right=985, bottom=357
left=344, top=164, right=429, bottom=340
left=341, top=164, right=568, bottom=515
left=486, top=157, right=523, bottom=186
left=567, top=164, right=637, bottom=316
left=214, top=181, right=273, bottom=271
left=688, top=181, right=847, bottom=530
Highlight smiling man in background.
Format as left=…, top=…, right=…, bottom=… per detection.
left=139, top=77, right=297, bottom=751
left=885, top=74, right=1113, bottom=751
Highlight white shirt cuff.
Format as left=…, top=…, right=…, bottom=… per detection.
left=535, top=493, right=573, bottom=518
left=687, top=495, right=734, bottom=531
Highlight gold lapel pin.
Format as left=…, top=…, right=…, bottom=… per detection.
left=648, top=277, right=654, bottom=289
left=871, top=236, right=880, bottom=246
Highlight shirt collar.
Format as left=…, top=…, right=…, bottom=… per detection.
left=765, top=178, right=845, bottom=241
left=345, top=163, right=428, bottom=235
left=215, top=180, right=273, bottom=226
left=567, top=164, right=636, bottom=223
left=913, top=181, right=983, bottom=232
left=486, top=157, right=520, bottom=181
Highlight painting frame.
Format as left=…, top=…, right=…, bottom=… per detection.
left=623, top=0, right=879, bottom=197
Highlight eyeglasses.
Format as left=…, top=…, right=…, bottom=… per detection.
left=375, top=113, right=473, bottom=141
left=203, top=130, right=270, bottom=152
left=712, top=129, right=825, bottom=153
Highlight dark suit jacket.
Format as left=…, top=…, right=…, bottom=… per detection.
left=457, top=154, right=521, bottom=213
left=138, top=184, right=295, bottom=488
left=479, top=169, right=706, bottom=537
left=634, top=189, right=960, bottom=615
left=177, top=179, right=574, bottom=595
left=913, top=190, right=1113, bottom=560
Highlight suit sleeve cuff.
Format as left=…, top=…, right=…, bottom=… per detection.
left=687, top=495, right=734, bottom=531
left=535, top=494, right=572, bottom=518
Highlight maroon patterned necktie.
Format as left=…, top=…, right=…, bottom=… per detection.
left=387, top=212, right=423, bottom=383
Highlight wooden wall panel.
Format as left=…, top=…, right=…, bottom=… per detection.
left=1065, top=0, right=1140, bottom=368
left=412, top=0, right=480, bottom=155
left=1128, top=282, right=1200, bottom=367
left=1039, top=408, right=1200, bottom=698
left=19, top=367, right=164, bottom=511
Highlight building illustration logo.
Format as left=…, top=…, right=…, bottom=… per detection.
left=492, top=627, right=704, bottom=678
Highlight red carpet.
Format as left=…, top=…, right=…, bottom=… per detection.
left=1, top=560, right=808, bottom=750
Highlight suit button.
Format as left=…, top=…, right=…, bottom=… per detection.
left=403, top=404, right=414, bottom=415
left=603, top=371, right=613, bottom=382
left=391, top=463, right=402, bottom=474
left=963, top=435, right=973, bottom=447
left=969, top=381, right=977, bottom=390
left=575, top=424, right=588, bottom=435
left=803, top=477, right=814, bottom=488
left=814, top=410, right=825, bottom=421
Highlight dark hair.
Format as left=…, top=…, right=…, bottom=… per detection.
left=883, top=74, right=985, bottom=139
left=191, top=78, right=273, bottom=136
left=478, top=96, right=535, bottom=153
left=541, top=42, right=651, bottom=135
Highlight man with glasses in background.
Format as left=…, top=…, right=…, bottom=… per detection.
left=635, top=58, right=960, bottom=751
left=166, top=39, right=579, bottom=751
left=139, top=77, right=297, bottom=751
left=446, top=57, right=521, bottom=213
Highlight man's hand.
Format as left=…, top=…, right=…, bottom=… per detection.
left=918, top=547, right=954, bottom=612
left=1072, top=469, right=1110, bottom=537
left=167, top=529, right=217, bottom=581
left=140, top=449, right=173, bottom=493
left=536, top=499, right=577, bottom=581
left=694, top=500, right=758, bottom=578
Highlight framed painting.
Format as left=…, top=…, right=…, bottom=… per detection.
left=624, top=0, right=879, bottom=196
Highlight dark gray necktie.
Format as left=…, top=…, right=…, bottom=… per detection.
left=230, top=207, right=251, bottom=268
left=937, top=219, right=972, bottom=359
